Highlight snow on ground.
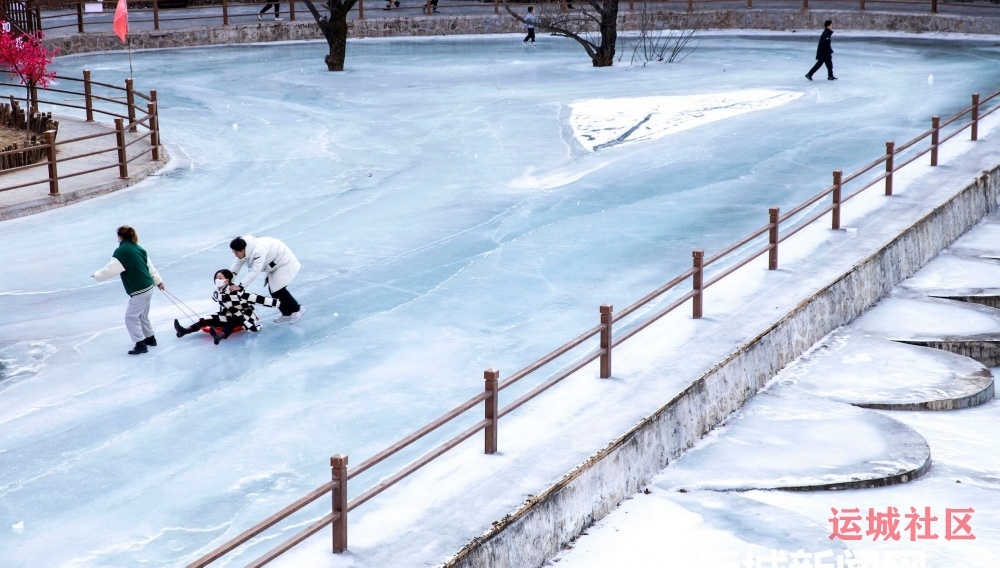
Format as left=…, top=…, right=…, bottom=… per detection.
left=2, top=33, right=1000, bottom=567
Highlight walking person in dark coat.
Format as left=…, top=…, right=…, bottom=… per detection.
left=806, top=20, right=837, bottom=81
left=92, top=225, right=165, bottom=355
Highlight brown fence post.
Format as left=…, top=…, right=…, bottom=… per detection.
left=223, top=0, right=229, bottom=26
left=831, top=170, right=842, bottom=230
left=692, top=250, right=704, bottom=319
left=148, top=103, right=160, bottom=161
left=687, top=0, right=693, bottom=12
left=768, top=207, right=779, bottom=270
left=860, top=0, right=865, bottom=10
left=931, top=0, right=938, bottom=13
left=599, top=304, right=613, bottom=378
left=115, top=117, right=129, bottom=179
left=153, top=0, right=160, bottom=31
left=76, top=0, right=84, bottom=34
left=330, top=455, right=348, bottom=553
left=493, top=0, right=498, bottom=15
left=930, top=115, right=940, bottom=166
left=484, top=369, right=499, bottom=453
left=359, top=0, right=365, bottom=19
left=885, top=141, right=894, bottom=195
left=747, top=0, right=752, bottom=7
left=803, top=0, right=808, bottom=9
left=83, top=69, right=94, bottom=122
left=44, top=130, right=59, bottom=196
left=125, top=78, right=137, bottom=132
left=972, top=93, right=980, bottom=141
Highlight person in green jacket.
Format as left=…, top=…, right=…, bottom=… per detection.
left=93, top=225, right=165, bottom=355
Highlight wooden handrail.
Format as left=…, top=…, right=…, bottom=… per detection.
left=189, top=85, right=1000, bottom=567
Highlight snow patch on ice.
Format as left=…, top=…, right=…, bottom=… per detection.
left=568, top=90, right=803, bottom=152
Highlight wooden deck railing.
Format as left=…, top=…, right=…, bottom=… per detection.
left=189, top=87, right=1000, bottom=567
left=0, top=71, right=161, bottom=195
left=21, top=0, right=1000, bottom=36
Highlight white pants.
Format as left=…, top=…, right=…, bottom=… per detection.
left=125, top=289, right=154, bottom=343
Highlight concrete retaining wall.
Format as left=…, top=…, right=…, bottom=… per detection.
left=43, top=9, right=1000, bottom=55
left=444, top=166, right=1000, bottom=567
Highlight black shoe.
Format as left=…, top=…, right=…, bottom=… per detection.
left=394, top=0, right=400, bottom=5
left=174, top=319, right=189, bottom=338
left=828, top=76, right=838, bottom=80
left=805, top=74, right=812, bottom=81
left=143, top=335, right=157, bottom=347
left=128, top=342, right=148, bottom=355
left=209, top=328, right=224, bottom=345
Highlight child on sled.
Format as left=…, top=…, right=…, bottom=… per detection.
left=173, top=269, right=280, bottom=344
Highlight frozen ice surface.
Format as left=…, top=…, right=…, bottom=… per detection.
left=654, top=393, right=930, bottom=491
left=770, top=331, right=993, bottom=408
left=2, top=33, right=1000, bottom=566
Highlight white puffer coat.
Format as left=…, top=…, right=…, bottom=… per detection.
left=230, top=234, right=301, bottom=293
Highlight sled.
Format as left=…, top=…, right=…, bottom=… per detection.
left=200, top=325, right=245, bottom=335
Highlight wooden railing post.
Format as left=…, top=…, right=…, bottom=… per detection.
left=83, top=69, right=94, bottom=122
left=931, top=115, right=940, bottom=166
left=747, top=0, right=752, bottom=7
left=860, top=0, right=865, bottom=10
left=692, top=250, right=704, bottom=319
left=803, top=0, right=808, bottom=9
left=330, top=455, right=348, bottom=553
left=972, top=93, right=980, bottom=141
left=630, top=0, right=635, bottom=11
left=768, top=207, right=779, bottom=270
left=148, top=102, right=160, bottom=160
left=76, top=0, right=84, bottom=34
left=359, top=0, right=365, bottom=20
left=153, top=0, right=160, bottom=31
left=931, top=0, right=938, bottom=13
left=290, top=0, right=297, bottom=21
left=687, top=0, right=693, bottom=12
left=831, top=170, right=842, bottom=230
left=44, top=130, right=59, bottom=195
left=599, top=304, right=613, bottom=378
left=493, top=0, right=498, bottom=15
left=484, top=369, right=499, bottom=453
left=885, top=141, right=894, bottom=195
left=115, top=118, right=129, bottom=178
left=223, top=0, right=229, bottom=26
left=126, top=78, right=137, bottom=132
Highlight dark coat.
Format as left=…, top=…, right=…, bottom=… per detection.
left=816, top=28, right=834, bottom=60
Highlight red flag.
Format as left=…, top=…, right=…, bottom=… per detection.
left=113, top=0, right=129, bottom=43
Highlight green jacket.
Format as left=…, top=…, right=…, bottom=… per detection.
left=93, top=240, right=162, bottom=296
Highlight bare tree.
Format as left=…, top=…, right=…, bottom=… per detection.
left=302, top=0, right=358, bottom=71
left=628, top=3, right=697, bottom=66
left=506, top=1, right=620, bottom=67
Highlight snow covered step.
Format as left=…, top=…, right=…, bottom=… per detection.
left=552, top=490, right=849, bottom=567
left=657, top=394, right=930, bottom=492
left=851, top=296, right=1000, bottom=366
left=770, top=331, right=994, bottom=411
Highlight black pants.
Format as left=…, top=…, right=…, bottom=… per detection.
left=524, top=28, right=535, bottom=43
left=808, top=56, right=833, bottom=79
left=188, top=314, right=244, bottom=336
left=271, top=286, right=301, bottom=316
left=259, top=3, right=280, bottom=15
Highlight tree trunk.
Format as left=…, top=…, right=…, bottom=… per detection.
left=592, top=0, right=619, bottom=67
left=324, top=9, right=350, bottom=71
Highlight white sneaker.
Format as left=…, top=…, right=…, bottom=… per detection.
left=274, top=16, right=283, bottom=21
left=274, top=314, right=293, bottom=323
left=288, top=309, right=305, bottom=324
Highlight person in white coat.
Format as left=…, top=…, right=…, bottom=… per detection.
left=229, top=235, right=304, bottom=323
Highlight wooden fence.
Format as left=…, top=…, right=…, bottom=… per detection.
left=0, top=71, right=161, bottom=196
left=188, top=87, right=1000, bottom=567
